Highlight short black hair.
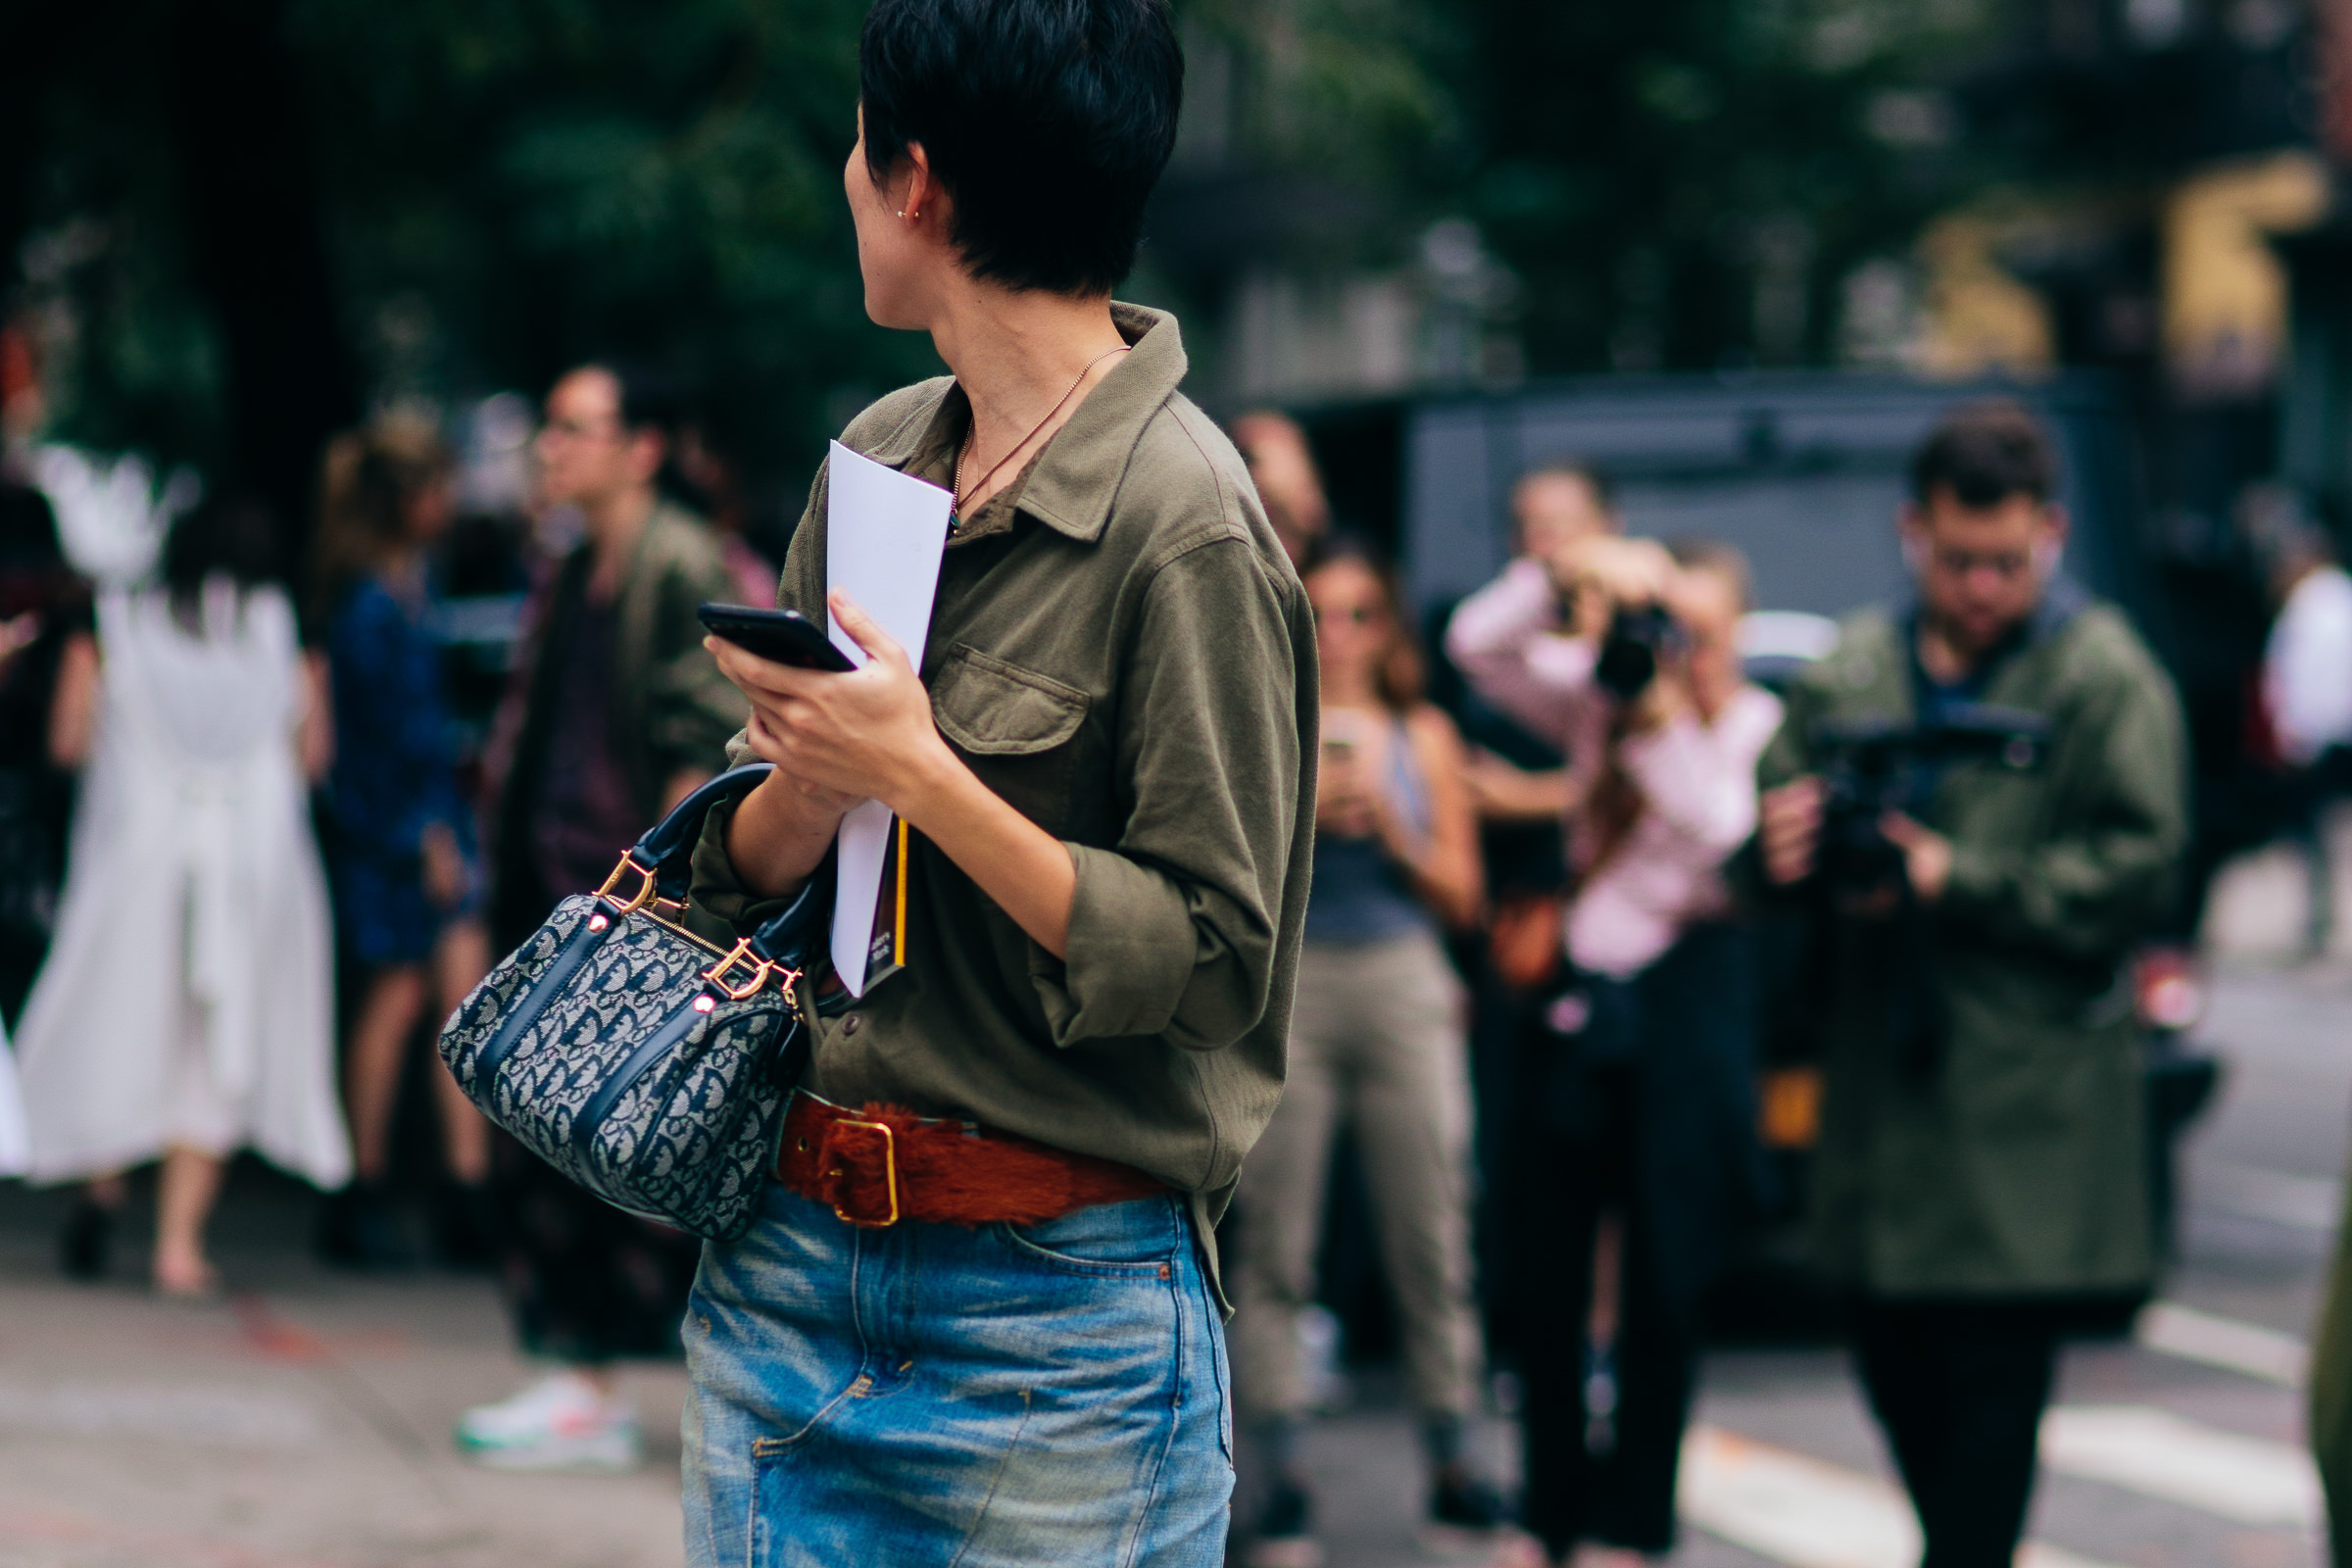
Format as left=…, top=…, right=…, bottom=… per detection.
left=1909, top=402, right=2058, bottom=510
left=573, top=358, right=684, bottom=440
left=859, top=0, right=1183, bottom=295
left=163, top=493, right=281, bottom=631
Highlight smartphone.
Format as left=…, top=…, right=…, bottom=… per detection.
left=697, top=604, right=858, bottom=672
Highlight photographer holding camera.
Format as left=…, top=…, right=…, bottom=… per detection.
left=1449, top=530, right=1779, bottom=1566
left=1758, top=403, right=2186, bottom=1568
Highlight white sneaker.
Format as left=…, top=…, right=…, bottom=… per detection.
left=455, top=1370, right=642, bottom=1472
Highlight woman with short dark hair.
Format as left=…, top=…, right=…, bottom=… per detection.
left=679, top=1, right=1314, bottom=1563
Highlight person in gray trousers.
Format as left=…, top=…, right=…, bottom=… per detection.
left=1230, top=533, right=1506, bottom=1566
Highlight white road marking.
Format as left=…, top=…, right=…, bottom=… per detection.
left=2135, top=1299, right=2309, bottom=1388
left=2199, top=1161, right=2342, bottom=1231
left=1678, top=1425, right=2129, bottom=1568
left=2015, top=1546, right=2129, bottom=1568
left=2037, top=1405, right=2321, bottom=1527
left=0, top=1378, right=324, bottom=1449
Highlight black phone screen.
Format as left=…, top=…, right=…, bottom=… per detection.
left=696, top=604, right=857, bottom=672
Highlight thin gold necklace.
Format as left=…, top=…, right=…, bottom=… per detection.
left=951, top=344, right=1130, bottom=530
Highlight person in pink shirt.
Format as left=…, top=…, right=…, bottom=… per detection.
left=1447, top=533, right=1777, bottom=1568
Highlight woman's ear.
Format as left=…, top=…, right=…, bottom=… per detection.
left=900, top=142, right=948, bottom=232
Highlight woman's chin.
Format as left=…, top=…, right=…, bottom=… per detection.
left=859, top=284, right=927, bottom=334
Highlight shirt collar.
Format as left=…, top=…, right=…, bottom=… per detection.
left=1901, top=574, right=2089, bottom=697
left=858, top=302, right=1188, bottom=545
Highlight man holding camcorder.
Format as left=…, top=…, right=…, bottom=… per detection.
left=1758, top=403, right=2186, bottom=1568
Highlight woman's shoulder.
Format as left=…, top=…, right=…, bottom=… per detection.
left=231, top=584, right=301, bottom=661
left=329, top=574, right=406, bottom=635
left=1404, top=701, right=1464, bottom=752
left=1721, top=682, right=1786, bottom=744
left=1114, top=391, right=1295, bottom=579
left=840, top=377, right=956, bottom=459
left=244, top=582, right=298, bottom=627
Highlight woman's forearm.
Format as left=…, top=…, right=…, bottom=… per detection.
left=1389, top=829, right=1482, bottom=930
left=898, top=749, right=1077, bottom=958
left=725, top=750, right=1079, bottom=958
left=727, top=772, right=854, bottom=897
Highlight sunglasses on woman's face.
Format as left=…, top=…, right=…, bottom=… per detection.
left=1312, top=603, right=1383, bottom=628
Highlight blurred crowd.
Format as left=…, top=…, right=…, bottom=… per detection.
left=1225, top=401, right=2196, bottom=1568
left=0, top=358, right=771, bottom=1468
left=0, top=367, right=2341, bottom=1567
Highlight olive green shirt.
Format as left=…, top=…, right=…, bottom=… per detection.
left=1760, top=593, right=2186, bottom=1298
left=688, top=305, right=1316, bottom=1298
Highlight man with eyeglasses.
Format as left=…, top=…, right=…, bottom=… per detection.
left=1757, top=402, right=2185, bottom=1568
left=464, top=359, right=747, bottom=1473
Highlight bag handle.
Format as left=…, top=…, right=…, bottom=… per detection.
left=598, top=762, right=831, bottom=960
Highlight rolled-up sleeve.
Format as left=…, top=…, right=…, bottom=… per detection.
left=1028, top=531, right=1308, bottom=1050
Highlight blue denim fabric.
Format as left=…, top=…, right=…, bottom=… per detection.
left=683, top=1185, right=1233, bottom=1567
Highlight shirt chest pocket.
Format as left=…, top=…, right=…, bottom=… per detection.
left=929, top=646, right=1091, bottom=836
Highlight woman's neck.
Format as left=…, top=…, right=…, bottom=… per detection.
left=927, top=282, right=1127, bottom=505
left=1321, top=670, right=1383, bottom=711
left=377, top=541, right=423, bottom=587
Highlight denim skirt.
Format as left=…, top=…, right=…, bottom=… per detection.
left=682, top=1185, right=1234, bottom=1567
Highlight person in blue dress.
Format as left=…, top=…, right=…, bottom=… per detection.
left=310, top=414, right=494, bottom=1267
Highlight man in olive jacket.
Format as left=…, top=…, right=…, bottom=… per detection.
left=1759, top=403, right=2186, bottom=1568
left=465, top=361, right=749, bottom=1470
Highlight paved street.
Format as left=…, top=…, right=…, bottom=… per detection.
left=0, top=1178, right=695, bottom=1568
left=0, top=843, right=2342, bottom=1568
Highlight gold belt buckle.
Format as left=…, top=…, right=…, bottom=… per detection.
left=595, top=854, right=659, bottom=915
left=826, top=1119, right=900, bottom=1227
left=700, top=938, right=774, bottom=1000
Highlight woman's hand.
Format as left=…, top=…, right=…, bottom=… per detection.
left=1549, top=535, right=1678, bottom=642
left=1316, top=760, right=1379, bottom=838
left=1878, top=812, right=1953, bottom=903
left=712, top=588, right=1081, bottom=955
left=297, top=649, right=335, bottom=784
left=1461, top=751, right=1577, bottom=822
left=46, top=631, right=98, bottom=770
left=707, top=589, right=957, bottom=814
left=1760, top=775, right=1825, bottom=886
left=420, top=821, right=469, bottom=910
left=1314, top=711, right=1387, bottom=838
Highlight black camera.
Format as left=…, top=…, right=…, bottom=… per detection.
left=1593, top=602, right=1685, bottom=702
left=1810, top=704, right=2052, bottom=896
left=1787, top=703, right=2052, bottom=1078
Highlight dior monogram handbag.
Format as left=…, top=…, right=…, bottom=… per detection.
left=438, top=763, right=826, bottom=1241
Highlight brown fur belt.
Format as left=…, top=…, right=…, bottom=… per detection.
left=774, top=1092, right=1167, bottom=1229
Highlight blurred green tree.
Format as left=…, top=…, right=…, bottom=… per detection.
left=1146, top=0, right=2016, bottom=383
left=0, top=0, right=2031, bottom=527
left=292, top=0, right=937, bottom=487
left=1449, top=0, right=2012, bottom=373
left=3, top=0, right=933, bottom=532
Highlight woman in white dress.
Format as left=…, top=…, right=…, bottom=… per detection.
left=15, top=496, right=349, bottom=1296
